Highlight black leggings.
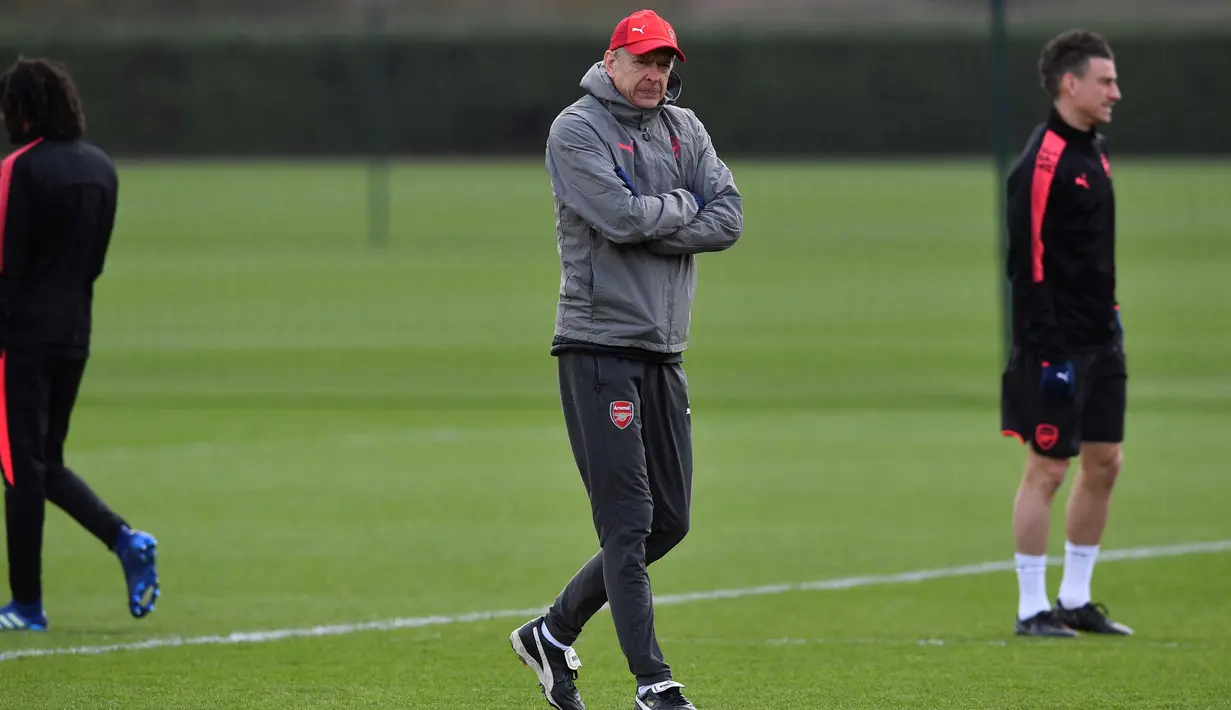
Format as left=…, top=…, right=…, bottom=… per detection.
left=2, top=348, right=126, bottom=604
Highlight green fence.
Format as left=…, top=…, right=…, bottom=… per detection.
left=3, top=30, right=1228, bottom=157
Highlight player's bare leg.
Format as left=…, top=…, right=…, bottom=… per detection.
left=1066, top=443, right=1121, bottom=547
left=1054, top=442, right=1132, bottom=634
left=1012, top=450, right=1078, bottom=636
left=1014, top=450, right=1069, bottom=556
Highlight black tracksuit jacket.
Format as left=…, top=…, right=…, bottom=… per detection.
left=0, top=138, right=117, bottom=356
left=1006, top=108, right=1120, bottom=362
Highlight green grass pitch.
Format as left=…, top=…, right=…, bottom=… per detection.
left=0, top=158, right=1228, bottom=708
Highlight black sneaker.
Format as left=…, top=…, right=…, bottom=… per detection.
left=1015, top=609, right=1079, bottom=637
left=510, top=616, right=585, bottom=710
left=1054, top=600, right=1134, bottom=635
left=635, top=681, right=696, bottom=709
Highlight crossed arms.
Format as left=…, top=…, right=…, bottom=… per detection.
left=545, top=114, right=743, bottom=255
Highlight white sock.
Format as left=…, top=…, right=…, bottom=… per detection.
left=1058, top=541, right=1099, bottom=609
left=1016, top=553, right=1051, bottom=620
left=540, top=622, right=571, bottom=652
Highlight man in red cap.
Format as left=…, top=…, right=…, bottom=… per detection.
left=509, top=8, right=742, bottom=710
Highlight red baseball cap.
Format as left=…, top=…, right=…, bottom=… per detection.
left=608, top=9, right=686, bottom=62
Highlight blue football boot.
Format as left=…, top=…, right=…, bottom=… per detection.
left=0, top=600, right=48, bottom=631
left=115, top=526, right=160, bottom=618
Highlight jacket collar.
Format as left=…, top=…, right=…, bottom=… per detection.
left=1046, top=106, right=1098, bottom=145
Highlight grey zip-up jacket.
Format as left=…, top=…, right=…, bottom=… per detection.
left=546, top=62, right=743, bottom=354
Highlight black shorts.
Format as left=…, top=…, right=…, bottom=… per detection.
left=1001, top=344, right=1127, bottom=459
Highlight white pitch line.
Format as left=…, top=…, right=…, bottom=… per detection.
left=2, top=539, right=1228, bottom=664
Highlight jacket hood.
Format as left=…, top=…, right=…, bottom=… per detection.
left=579, top=61, right=682, bottom=126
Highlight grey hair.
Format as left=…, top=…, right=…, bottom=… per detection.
left=612, top=47, right=674, bottom=69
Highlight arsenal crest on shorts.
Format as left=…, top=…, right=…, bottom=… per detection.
left=1035, top=423, right=1059, bottom=451
left=610, top=400, right=634, bottom=430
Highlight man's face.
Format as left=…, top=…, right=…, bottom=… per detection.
left=604, top=47, right=676, bottom=109
left=1064, top=57, right=1120, bottom=126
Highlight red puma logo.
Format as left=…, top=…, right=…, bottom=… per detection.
left=1075, top=174, right=1089, bottom=189
left=618, top=142, right=634, bottom=154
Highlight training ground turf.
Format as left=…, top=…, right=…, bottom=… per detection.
left=0, top=159, right=1227, bottom=708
